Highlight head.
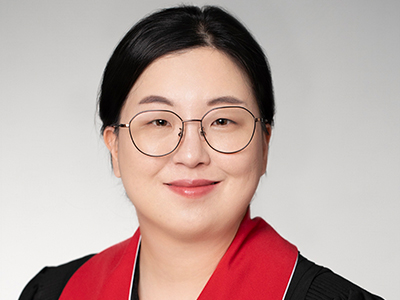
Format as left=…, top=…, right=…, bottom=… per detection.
left=99, top=5, right=274, bottom=134
left=100, top=5, right=275, bottom=240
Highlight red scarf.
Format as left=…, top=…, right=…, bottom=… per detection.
left=60, top=211, right=298, bottom=299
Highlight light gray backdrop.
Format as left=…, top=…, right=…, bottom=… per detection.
left=1, top=0, right=399, bottom=299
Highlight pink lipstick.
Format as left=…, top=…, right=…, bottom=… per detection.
left=165, top=179, right=219, bottom=198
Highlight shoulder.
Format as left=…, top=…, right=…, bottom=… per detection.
left=18, top=236, right=135, bottom=300
left=18, top=254, right=94, bottom=300
left=285, top=254, right=384, bottom=300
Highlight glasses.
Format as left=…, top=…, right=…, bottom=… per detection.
left=113, top=106, right=267, bottom=157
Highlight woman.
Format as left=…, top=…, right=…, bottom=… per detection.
left=20, top=5, right=383, bottom=300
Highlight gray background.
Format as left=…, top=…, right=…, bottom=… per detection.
left=1, top=0, right=399, bottom=299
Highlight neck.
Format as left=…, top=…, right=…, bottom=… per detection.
left=137, top=217, right=242, bottom=300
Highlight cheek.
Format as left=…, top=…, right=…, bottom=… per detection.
left=219, top=136, right=266, bottom=181
left=117, top=137, right=165, bottom=194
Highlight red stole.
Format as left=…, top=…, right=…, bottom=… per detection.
left=60, top=211, right=298, bottom=299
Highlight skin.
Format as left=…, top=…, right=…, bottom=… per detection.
left=104, top=47, right=271, bottom=300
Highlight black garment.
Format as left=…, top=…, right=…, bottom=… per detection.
left=19, top=254, right=383, bottom=300
left=19, top=255, right=94, bottom=300
left=285, top=255, right=383, bottom=300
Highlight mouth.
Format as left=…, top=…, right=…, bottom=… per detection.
left=165, top=179, right=220, bottom=187
left=164, top=179, right=220, bottom=198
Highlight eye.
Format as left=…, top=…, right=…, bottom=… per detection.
left=212, top=118, right=232, bottom=126
left=151, top=119, right=170, bottom=127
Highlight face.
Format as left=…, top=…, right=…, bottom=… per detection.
left=104, top=47, right=270, bottom=241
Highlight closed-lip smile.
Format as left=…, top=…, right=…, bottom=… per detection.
left=165, top=179, right=220, bottom=198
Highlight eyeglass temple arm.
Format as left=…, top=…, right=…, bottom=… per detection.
left=255, top=118, right=268, bottom=123
left=256, top=118, right=270, bottom=135
left=113, top=124, right=130, bottom=128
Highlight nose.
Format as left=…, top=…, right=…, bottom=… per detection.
left=171, top=120, right=211, bottom=168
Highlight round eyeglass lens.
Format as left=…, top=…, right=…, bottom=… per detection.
left=202, top=107, right=256, bottom=153
left=128, top=110, right=182, bottom=156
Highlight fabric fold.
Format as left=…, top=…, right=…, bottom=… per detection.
left=60, top=210, right=297, bottom=300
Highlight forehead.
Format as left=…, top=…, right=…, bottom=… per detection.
left=123, top=47, right=257, bottom=115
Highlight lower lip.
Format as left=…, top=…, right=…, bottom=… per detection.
left=166, top=183, right=219, bottom=198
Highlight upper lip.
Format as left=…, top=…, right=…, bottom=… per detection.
left=165, top=179, right=220, bottom=187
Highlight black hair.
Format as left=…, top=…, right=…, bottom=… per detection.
left=98, top=5, right=275, bottom=134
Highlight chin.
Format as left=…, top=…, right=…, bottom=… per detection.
left=161, top=214, right=222, bottom=241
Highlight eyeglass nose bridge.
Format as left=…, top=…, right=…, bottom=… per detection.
left=178, top=118, right=206, bottom=138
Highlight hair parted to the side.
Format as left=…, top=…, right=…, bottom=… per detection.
left=98, top=5, right=275, bottom=134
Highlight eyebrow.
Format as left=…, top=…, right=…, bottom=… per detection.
left=138, top=95, right=174, bottom=106
left=138, top=95, right=245, bottom=106
left=207, top=96, right=245, bottom=106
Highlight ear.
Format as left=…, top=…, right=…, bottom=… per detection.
left=103, top=126, right=121, bottom=178
left=261, top=125, right=272, bottom=174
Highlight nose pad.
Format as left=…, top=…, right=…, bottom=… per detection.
left=179, top=124, right=206, bottom=143
left=177, top=127, right=203, bottom=139
left=178, top=121, right=205, bottom=140
left=172, top=121, right=210, bottom=167
left=200, top=127, right=206, bottom=138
